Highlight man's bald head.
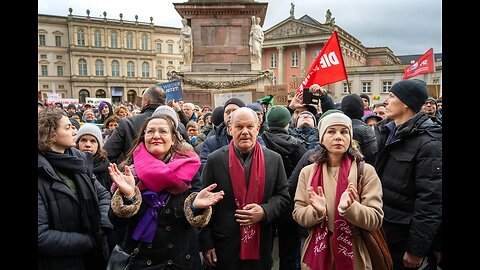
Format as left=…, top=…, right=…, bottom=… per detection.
left=142, top=86, right=166, bottom=108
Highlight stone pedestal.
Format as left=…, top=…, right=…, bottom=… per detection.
left=173, top=0, right=270, bottom=106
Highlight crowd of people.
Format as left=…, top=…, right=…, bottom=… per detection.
left=38, top=79, right=442, bottom=270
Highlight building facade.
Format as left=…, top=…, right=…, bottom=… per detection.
left=38, top=8, right=442, bottom=105
left=38, top=10, right=183, bottom=103
left=262, top=10, right=442, bottom=104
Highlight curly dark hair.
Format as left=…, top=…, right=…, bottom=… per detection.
left=38, top=110, right=66, bottom=152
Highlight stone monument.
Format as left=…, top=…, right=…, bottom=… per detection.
left=172, top=0, right=272, bottom=106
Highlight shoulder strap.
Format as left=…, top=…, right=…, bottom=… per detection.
left=356, top=161, right=365, bottom=201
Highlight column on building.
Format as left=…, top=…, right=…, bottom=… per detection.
left=299, top=43, right=307, bottom=78
left=277, top=46, right=284, bottom=84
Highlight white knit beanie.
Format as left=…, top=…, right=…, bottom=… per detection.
left=152, top=105, right=179, bottom=129
left=318, top=112, right=353, bottom=144
left=76, top=123, right=104, bottom=147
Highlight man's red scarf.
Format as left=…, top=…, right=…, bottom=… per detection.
left=303, top=156, right=354, bottom=270
left=228, top=141, right=265, bottom=260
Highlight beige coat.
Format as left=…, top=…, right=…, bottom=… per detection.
left=293, top=161, right=384, bottom=270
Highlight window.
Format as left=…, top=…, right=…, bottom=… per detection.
left=382, top=81, right=392, bottom=93
left=77, top=29, right=85, bottom=46
left=168, top=44, right=173, bottom=54
left=111, top=60, right=120, bottom=77
left=270, top=53, right=277, bottom=68
left=57, top=66, right=64, bottom=76
left=141, top=34, right=148, bottom=50
left=156, top=43, right=162, bottom=53
left=179, top=61, right=184, bottom=65
left=291, top=51, right=298, bottom=67
left=95, top=60, right=104, bottom=76
left=126, top=33, right=133, bottom=49
left=127, top=61, right=135, bottom=77
left=157, top=69, right=162, bottom=79
left=142, top=62, right=150, bottom=77
left=79, top=89, right=90, bottom=103
left=56, top=55, right=62, bottom=60
left=94, top=30, right=102, bottom=47
left=168, top=60, right=173, bottom=65
left=41, top=65, right=48, bottom=76
left=40, top=54, right=47, bottom=59
left=313, top=49, right=320, bottom=60
left=43, top=85, right=49, bottom=89
left=55, top=36, right=62, bottom=47
left=272, top=76, right=277, bottom=85
left=39, top=34, right=46, bottom=46
left=111, top=31, right=118, bottom=48
left=78, top=59, right=87, bottom=76
left=156, top=60, right=162, bottom=65
left=362, top=82, right=372, bottom=93
left=58, top=85, right=64, bottom=89
left=343, top=82, right=351, bottom=94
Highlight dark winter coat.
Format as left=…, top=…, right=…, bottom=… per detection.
left=199, top=145, right=290, bottom=270
left=351, top=118, right=378, bottom=165
left=38, top=148, right=112, bottom=270
left=374, top=112, right=442, bottom=258
left=108, top=171, right=204, bottom=270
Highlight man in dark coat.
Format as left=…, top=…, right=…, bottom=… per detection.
left=374, top=79, right=442, bottom=269
left=199, top=107, right=290, bottom=270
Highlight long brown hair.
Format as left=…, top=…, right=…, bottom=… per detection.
left=118, top=115, right=191, bottom=170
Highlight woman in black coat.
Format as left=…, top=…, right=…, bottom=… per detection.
left=38, top=110, right=112, bottom=270
left=108, top=110, right=224, bottom=269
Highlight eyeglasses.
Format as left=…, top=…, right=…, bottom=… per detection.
left=144, top=128, right=171, bottom=137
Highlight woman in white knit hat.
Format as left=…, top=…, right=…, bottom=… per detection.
left=75, top=123, right=112, bottom=192
left=292, top=112, right=384, bottom=270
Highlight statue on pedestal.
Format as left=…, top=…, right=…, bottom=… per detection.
left=180, top=18, right=192, bottom=66
left=249, top=16, right=264, bottom=64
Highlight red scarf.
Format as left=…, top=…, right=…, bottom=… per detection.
left=228, top=141, right=265, bottom=260
left=133, top=142, right=200, bottom=194
left=303, top=156, right=354, bottom=270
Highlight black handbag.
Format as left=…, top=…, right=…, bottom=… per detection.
left=106, top=242, right=142, bottom=270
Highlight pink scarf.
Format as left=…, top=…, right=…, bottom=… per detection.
left=133, top=142, right=200, bottom=194
left=303, top=156, right=354, bottom=270
left=228, top=141, right=265, bottom=260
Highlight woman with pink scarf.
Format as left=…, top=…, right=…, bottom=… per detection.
left=293, top=112, right=384, bottom=270
left=108, top=112, right=224, bottom=269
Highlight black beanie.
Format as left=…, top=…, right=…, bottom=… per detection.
left=211, top=106, right=225, bottom=126
left=224, top=97, right=246, bottom=108
left=341, top=94, right=364, bottom=120
left=202, top=112, right=213, bottom=123
left=390, top=79, right=429, bottom=113
left=267, top=106, right=291, bottom=128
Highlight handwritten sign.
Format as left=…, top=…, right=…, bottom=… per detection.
left=264, top=84, right=288, bottom=105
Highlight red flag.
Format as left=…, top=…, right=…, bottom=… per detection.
left=402, top=48, right=434, bottom=80
left=296, top=31, right=348, bottom=95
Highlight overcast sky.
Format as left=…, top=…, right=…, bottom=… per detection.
left=38, top=0, right=441, bottom=56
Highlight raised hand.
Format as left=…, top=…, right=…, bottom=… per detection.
left=308, top=186, right=326, bottom=216
left=192, top=183, right=225, bottom=209
left=108, top=163, right=136, bottom=198
left=338, top=183, right=358, bottom=212
left=288, top=90, right=304, bottom=110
